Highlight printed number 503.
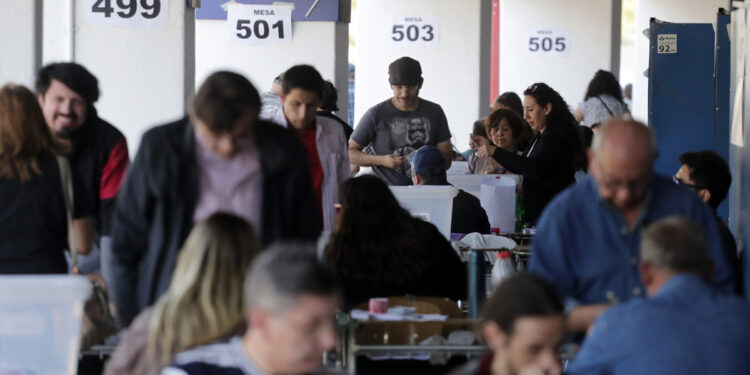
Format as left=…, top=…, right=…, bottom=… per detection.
left=392, top=24, right=435, bottom=42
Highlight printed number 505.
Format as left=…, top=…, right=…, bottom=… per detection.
left=92, top=0, right=161, bottom=19
left=528, top=37, right=566, bottom=52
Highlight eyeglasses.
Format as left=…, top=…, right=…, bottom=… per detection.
left=672, top=176, right=703, bottom=190
left=526, top=84, right=539, bottom=93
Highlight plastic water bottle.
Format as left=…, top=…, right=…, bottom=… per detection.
left=491, top=251, right=515, bottom=288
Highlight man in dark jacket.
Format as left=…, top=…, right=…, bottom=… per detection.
left=111, top=71, right=320, bottom=326
left=36, top=63, right=129, bottom=278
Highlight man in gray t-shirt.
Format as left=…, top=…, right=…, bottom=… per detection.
left=349, top=56, right=452, bottom=185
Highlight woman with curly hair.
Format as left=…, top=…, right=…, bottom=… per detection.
left=325, top=175, right=466, bottom=309
left=475, top=83, right=583, bottom=224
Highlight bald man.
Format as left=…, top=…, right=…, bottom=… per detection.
left=529, top=120, right=735, bottom=333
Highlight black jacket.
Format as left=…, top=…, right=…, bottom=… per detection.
left=491, top=128, right=576, bottom=224
left=339, top=219, right=467, bottom=310
left=67, top=110, right=128, bottom=235
left=111, top=117, right=320, bottom=326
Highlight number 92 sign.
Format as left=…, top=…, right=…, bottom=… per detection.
left=389, top=15, right=439, bottom=47
left=524, top=28, right=570, bottom=57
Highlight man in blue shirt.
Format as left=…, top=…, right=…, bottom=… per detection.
left=566, top=217, right=750, bottom=374
left=529, top=120, right=734, bottom=333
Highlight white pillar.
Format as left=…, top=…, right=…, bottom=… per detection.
left=195, top=3, right=351, bottom=121
left=0, top=0, right=42, bottom=88
left=354, top=0, right=490, bottom=152
left=498, top=0, right=621, bottom=112
left=42, top=0, right=195, bottom=154
left=633, top=0, right=729, bottom=123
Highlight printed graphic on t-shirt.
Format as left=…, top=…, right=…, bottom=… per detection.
left=390, top=117, right=431, bottom=178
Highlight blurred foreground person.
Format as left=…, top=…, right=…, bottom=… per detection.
left=165, top=244, right=341, bottom=375
left=111, top=71, right=319, bottom=326
left=105, top=213, right=260, bottom=375
left=0, top=84, right=93, bottom=274
left=450, top=273, right=565, bottom=375
left=325, top=175, right=466, bottom=308
left=567, top=217, right=750, bottom=374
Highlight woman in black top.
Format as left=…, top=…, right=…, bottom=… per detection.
left=0, top=84, right=92, bottom=273
left=324, top=175, right=467, bottom=309
left=476, top=83, right=582, bottom=224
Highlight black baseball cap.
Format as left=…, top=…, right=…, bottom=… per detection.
left=388, top=56, right=423, bottom=86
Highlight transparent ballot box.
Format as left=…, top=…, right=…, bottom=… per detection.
left=0, top=275, right=92, bottom=375
left=390, top=185, right=458, bottom=239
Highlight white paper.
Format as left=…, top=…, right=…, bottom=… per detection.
left=84, top=0, right=169, bottom=28
left=228, top=4, right=293, bottom=45
left=657, top=34, right=677, bottom=54
left=388, top=14, right=439, bottom=47
left=524, top=28, right=570, bottom=57
left=480, top=176, right=516, bottom=234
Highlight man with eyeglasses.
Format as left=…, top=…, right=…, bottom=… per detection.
left=528, top=120, right=734, bottom=334
left=675, top=150, right=741, bottom=294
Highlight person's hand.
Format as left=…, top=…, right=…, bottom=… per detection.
left=476, top=143, right=497, bottom=159
left=381, top=154, right=405, bottom=169
left=85, top=273, right=108, bottom=295
left=470, top=134, right=489, bottom=150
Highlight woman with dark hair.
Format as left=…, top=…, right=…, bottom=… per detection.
left=468, top=109, right=525, bottom=174
left=493, top=91, right=524, bottom=117
left=574, top=70, right=629, bottom=126
left=476, top=82, right=582, bottom=224
left=466, top=92, right=533, bottom=160
left=325, top=175, right=466, bottom=308
left=316, top=80, right=353, bottom=140
left=0, top=84, right=93, bottom=274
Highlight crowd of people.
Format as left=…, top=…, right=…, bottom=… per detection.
left=0, top=57, right=747, bottom=375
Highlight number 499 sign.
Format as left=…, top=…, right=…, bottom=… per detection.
left=524, top=28, right=570, bottom=57
left=85, top=0, right=168, bottom=28
left=228, top=4, right=293, bottom=45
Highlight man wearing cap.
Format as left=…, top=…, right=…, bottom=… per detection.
left=411, top=145, right=490, bottom=235
left=349, top=56, right=453, bottom=185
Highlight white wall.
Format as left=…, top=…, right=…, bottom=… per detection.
left=40, top=0, right=194, bottom=155
left=499, top=0, right=619, bottom=111
left=633, top=0, right=729, bottom=123
left=0, top=0, right=41, bottom=88
left=195, top=19, right=349, bottom=119
left=354, top=0, right=487, bottom=152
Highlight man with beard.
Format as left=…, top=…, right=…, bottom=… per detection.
left=36, top=63, right=129, bottom=280
left=529, top=120, right=735, bottom=334
left=349, top=56, right=452, bottom=185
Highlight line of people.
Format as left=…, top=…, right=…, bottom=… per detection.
left=1, top=54, right=747, bottom=375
